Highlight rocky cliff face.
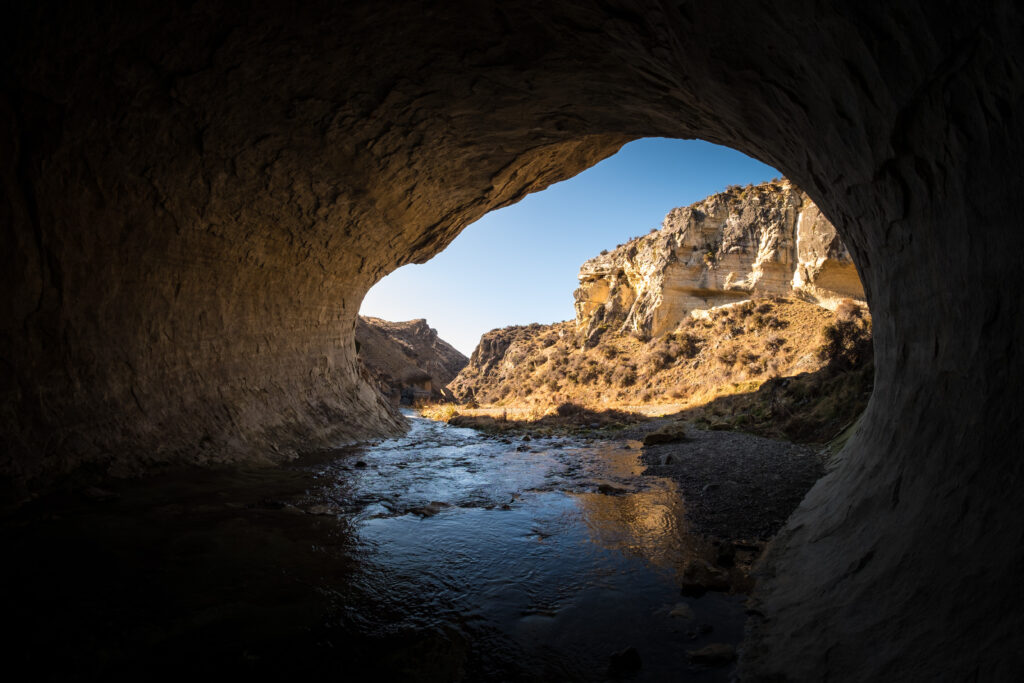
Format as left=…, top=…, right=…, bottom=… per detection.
left=575, top=181, right=863, bottom=339
left=3, top=3, right=1022, bottom=679
left=356, top=317, right=467, bottom=403
left=448, top=322, right=567, bottom=402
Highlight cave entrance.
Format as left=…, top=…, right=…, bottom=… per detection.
left=6, top=3, right=1020, bottom=678
left=359, top=137, right=873, bottom=447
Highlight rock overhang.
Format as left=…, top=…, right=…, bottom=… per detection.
left=2, top=2, right=1022, bottom=679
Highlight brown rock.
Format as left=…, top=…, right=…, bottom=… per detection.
left=355, top=317, right=468, bottom=404
left=642, top=422, right=689, bottom=445
left=680, top=559, right=732, bottom=596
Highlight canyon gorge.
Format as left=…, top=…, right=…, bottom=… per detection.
left=3, top=2, right=1022, bottom=680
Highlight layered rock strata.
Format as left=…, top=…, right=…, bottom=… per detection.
left=355, top=317, right=467, bottom=404
left=2, top=2, right=1022, bottom=680
left=575, top=181, right=863, bottom=339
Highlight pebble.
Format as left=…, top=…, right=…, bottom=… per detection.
left=668, top=603, right=695, bottom=620
left=680, top=559, right=732, bottom=595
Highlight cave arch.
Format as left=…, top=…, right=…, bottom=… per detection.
left=3, top=2, right=1022, bottom=679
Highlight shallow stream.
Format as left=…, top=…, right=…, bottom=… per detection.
left=4, top=411, right=745, bottom=681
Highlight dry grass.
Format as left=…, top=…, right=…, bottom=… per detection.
left=442, top=297, right=873, bottom=443
left=418, top=402, right=460, bottom=422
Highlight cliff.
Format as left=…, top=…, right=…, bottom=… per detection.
left=356, top=317, right=468, bottom=404
left=446, top=296, right=870, bottom=436
left=574, top=180, right=863, bottom=339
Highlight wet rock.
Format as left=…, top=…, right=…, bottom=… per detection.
left=354, top=460, right=368, bottom=468
left=411, top=501, right=451, bottom=517
left=680, top=559, right=732, bottom=596
left=687, top=643, right=736, bottom=665
left=607, top=646, right=642, bottom=677
left=597, top=483, right=629, bottom=495
left=668, top=603, right=696, bottom=620
left=643, top=423, right=689, bottom=445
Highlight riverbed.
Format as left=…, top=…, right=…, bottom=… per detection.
left=3, top=411, right=748, bottom=681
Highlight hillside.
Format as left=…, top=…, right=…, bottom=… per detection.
left=446, top=181, right=872, bottom=443
left=356, top=317, right=468, bottom=404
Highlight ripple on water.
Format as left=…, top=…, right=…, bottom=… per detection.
left=4, top=410, right=745, bottom=681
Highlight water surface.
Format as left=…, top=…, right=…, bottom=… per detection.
left=4, top=411, right=744, bottom=681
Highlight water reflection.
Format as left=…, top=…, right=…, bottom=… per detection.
left=3, top=411, right=744, bottom=681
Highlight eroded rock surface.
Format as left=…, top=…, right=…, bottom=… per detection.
left=355, top=317, right=467, bottom=404
left=575, top=180, right=864, bottom=338
left=2, top=2, right=1022, bottom=680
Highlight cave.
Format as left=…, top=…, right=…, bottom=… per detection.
left=3, top=2, right=1022, bottom=679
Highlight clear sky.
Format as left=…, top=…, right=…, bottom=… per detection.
left=360, top=138, right=779, bottom=356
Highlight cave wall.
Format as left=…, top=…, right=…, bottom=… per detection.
left=3, top=1, right=1022, bottom=679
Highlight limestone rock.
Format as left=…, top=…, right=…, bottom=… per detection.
left=355, top=317, right=467, bottom=404
left=575, top=181, right=864, bottom=339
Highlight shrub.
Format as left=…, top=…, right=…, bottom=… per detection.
left=818, top=317, right=872, bottom=371
left=717, top=348, right=737, bottom=366
left=611, top=366, right=637, bottom=387
left=555, top=402, right=586, bottom=417
left=644, top=349, right=672, bottom=371
left=835, top=298, right=863, bottom=321
left=676, top=333, right=702, bottom=358
left=420, top=403, right=459, bottom=422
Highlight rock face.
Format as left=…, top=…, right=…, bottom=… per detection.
left=2, top=2, right=1022, bottom=681
left=355, top=317, right=467, bottom=404
left=452, top=323, right=573, bottom=403
left=574, top=181, right=863, bottom=338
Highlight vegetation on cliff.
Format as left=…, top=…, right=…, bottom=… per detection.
left=445, top=297, right=871, bottom=444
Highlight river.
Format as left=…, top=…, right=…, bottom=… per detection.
left=3, top=410, right=745, bottom=681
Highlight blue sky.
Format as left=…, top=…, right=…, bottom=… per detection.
left=360, top=138, right=779, bottom=356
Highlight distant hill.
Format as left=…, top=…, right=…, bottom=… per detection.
left=356, top=317, right=468, bottom=405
